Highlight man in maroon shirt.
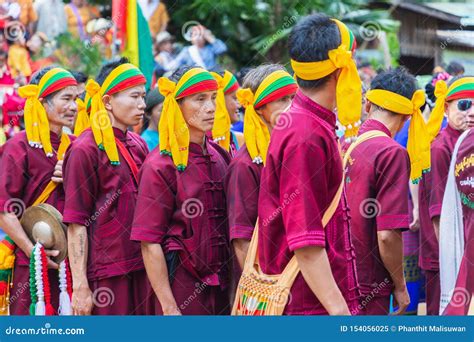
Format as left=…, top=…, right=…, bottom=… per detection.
left=0, top=66, right=78, bottom=314
left=225, top=64, right=296, bottom=270
left=131, top=66, right=231, bottom=315
left=420, top=76, right=474, bottom=315
left=63, top=58, right=149, bottom=315
left=345, top=68, right=417, bottom=315
left=257, top=14, right=361, bottom=315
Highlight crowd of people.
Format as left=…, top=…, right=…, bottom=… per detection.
left=0, top=10, right=472, bottom=317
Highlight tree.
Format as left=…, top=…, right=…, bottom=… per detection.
left=169, top=0, right=399, bottom=69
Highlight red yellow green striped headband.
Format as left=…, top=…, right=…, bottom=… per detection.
left=237, top=69, right=297, bottom=164
left=210, top=70, right=240, bottom=151
left=158, top=68, right=219, bottom=171
left=85, top=63, right=146, bottom=165
left=18, top=67, right=77, bottom=157
left=290, top=18, right=361, bottom=139
left=223, top=70, right=239, bottom=94
left=428, top=76, right=474, bottom=142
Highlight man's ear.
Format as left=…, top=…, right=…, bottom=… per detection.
left=365, top=99, right=372, bottom=114
left=103, top=94, right=112, bottom=112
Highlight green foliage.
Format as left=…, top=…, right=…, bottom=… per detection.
left=169, top=0, right=399, bottom=69
left=54, top=34, right=104, bottom=77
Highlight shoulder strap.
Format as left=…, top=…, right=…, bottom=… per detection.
left=115, top=137, right=139, bottom=184
left=245, top=129, right=390, bottom=276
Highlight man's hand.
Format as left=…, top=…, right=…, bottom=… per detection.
left=26, top=245, right=59, bottom=269
left=392, top=285, right=410, bottom=315
left=162, top=305, right=182, bottom=316
left=409, top=206, right=420, bottom=232
left=72, top=285, right=94, bottom=315
left=51, top=160, right=63, bottom=183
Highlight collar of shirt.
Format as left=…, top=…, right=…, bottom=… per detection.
left=292, top=89, right=337, bottom=130
left=113, top=127, right=129, bottom=142
left=445, top=124, right=463, bottom=139
left=358, top=119, right=391, bottom=137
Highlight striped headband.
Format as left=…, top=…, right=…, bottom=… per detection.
left=19, top=67, right=77, bottom=157
left=237, top=69, right=297, bottom=164
left=158, top=68, right=219, bottom=171
left=428, top=76, right=474, bottom=141
left=223, top=70, right=239, bottom=94
left=290, top=19, right=362, bottom=140
left=85, top=63, right=147, bottom=164
left=210, top=70, right=240, bottom=151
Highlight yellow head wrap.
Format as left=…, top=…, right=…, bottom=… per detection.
left=427, top=76, right=474, bottom=142
left=158, top=68, right=219, bottom=171
left=85, top=63, right=146, bottom=165
left=366, top=89, right=428, bottom=183
left=209, top=70, right=239, bottom=152
left=290, top=19, right=362, bottom=138
left=237, top=69, right=297, bottom=165
left=73, top=93, right=91, bottom=137
left=19, top=68, right=77, bottom=157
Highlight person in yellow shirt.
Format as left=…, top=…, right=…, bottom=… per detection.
left=64, top=0, right=99, bottom=40
left=7, top=34, right=31, bottom=80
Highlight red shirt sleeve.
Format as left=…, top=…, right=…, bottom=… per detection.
left=62, top=143, right=99, bottom=226
left=278, top=140, right=328, bottom=251
left=131, top=156, right=176, bottom=244
left=374, top=145, right=410, bottom=230
left=429, top=144, right=451, bottom=219
left=225, top=158, right=259, bottom=241
left=0, top=139, right=27, bottom=212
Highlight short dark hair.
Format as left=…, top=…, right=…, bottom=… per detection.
left=70, top=70, right=88, bottom=84
left=446, top=61, right=464, bottom=76
left=95, top=57, right=129, bottom=86
left=370, top=67, right=419, bottom=113
left=169, top=65, right=196, bottom=83
left=288, top=13, right=340, bottom=90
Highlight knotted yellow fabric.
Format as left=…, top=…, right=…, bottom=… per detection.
left=157, top=68, right=218, bottom=171
left=19, top=85, right=52, bottom=156
left=73, top=96, right=90, bottom=137
left=210, top=71, right=233, bottom=152
left=85, top=79, right=120, bottom=165
left=290, top=19, right=362, bottom=139
left=366, top=89, right=429, bottom=183
left=427, top=77, right=474, bottom=142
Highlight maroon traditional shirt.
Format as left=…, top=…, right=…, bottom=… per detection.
left=225, top=145, right=262, bottom=241
left=0, top=131, right=74, bottom=265
left=419, top=125, right=461, bottom=271
left=444, top=129, right=473, bottom=315
left=345, top=119, right=410, bottom=296
left=131, top=138, right=231, bottom=288
left=62, top=128, right=148, bottom=281
left=257, top=90, right=359, bottom=315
